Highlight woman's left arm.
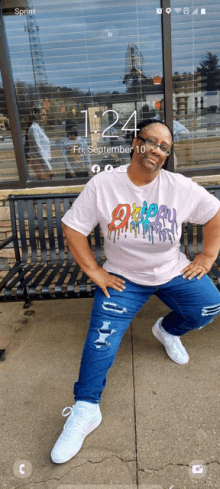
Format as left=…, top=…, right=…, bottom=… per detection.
left=181, top=208, right=220, bottom=280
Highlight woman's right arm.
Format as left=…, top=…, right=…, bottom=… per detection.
left=61, top=222, right=126, bottom=298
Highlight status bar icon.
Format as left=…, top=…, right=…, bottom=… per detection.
left=201, top=8, right=206, bottom=14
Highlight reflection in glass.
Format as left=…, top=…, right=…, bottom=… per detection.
left=0, top=71, right=19, bottom=182
left=171, top=1, right=220, bottom=172
left=4, top=0, right=164, bottom=181
left=24, top=106, right=54, bottom=180
left=56, top=119, right=92, bottom=179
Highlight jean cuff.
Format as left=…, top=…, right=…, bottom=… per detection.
left=74, top=397, right=100, bottom=404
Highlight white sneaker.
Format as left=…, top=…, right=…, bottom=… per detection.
left=51, top=401, right=102, bottom=463
left=152, top=317, right=189, bottom=365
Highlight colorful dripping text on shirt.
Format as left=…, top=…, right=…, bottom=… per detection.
left=107, top=201, right=178, bottom=244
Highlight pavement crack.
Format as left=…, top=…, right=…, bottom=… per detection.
left=12, top=462, right=89, bottom=488
left=87, top=455, right=136, bottom=464
left=206, top=460, right=220, bottom=466
left=33, top=478, right=61, bottom=484
left=13, top=457, right=134, bottom=488
left=14, top=478, right=60, bottom=489
left=139, top=463, right=190, bottom=473
left=139, top=460, right=220, bottom=473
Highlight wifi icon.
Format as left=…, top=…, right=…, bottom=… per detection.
left=174, top=8, right=182, bottom=13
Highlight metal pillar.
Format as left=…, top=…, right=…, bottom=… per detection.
left=0, top=0, right=28, bottom=187
left=161, top=0, right=174, bottom=172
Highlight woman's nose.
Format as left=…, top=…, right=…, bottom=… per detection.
left=151, top=145, right=161, bottom=156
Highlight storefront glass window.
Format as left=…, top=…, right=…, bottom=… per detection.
left=171, top=1, right=220, bottom=172
left=4, top=0, right=164, bottom=182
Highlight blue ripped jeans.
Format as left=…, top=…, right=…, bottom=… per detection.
left=74, top=273, right=220, bottom=404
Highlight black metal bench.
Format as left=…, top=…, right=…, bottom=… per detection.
left=0, top=193, right=103, bottom=308
left=0, top=188, right=220, bottom=310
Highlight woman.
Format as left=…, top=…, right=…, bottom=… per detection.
left=24, top=107, right=54, bottom=180
left=58, top=119, right=92, bottom=178
left=51, top=119, right=220, bottom=464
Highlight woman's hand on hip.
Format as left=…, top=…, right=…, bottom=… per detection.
left=181, top=253, right=214, bottom=280
left=88, top=267, right=126, bottom=298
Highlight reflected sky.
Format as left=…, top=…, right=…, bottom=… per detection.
left=3, top=0, right=220, bottom=93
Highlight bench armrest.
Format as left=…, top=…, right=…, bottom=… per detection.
left=0, top=234, right=17, bottom=251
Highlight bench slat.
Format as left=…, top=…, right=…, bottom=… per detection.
left=27, top=199, right=38, bottom=262
left=17, top=200, right=28, bottom=263
left=16, top=261, right=47, bottom=295
left=42, top=260, right=67, bottom=294
left=54, top=260, right=76, bottom=294
left=2, top=262, right=25, bottom=297
left=4, top=261, right=39, bottom=295
left=55, top=198, right=65, bottom=262
left=46, top=198, right=56, bottom=263
left=36, top=199, right=47, bottom=262
left=28, top=262, right=59, bottom=295
left=65, top=263, right=82, bottom=293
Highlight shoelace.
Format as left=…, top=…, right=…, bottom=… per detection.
left=62, top=406, right=74, bottom=418
left=62, top=406, right=87, bottom=431
left=168, top=335, right=182, bottom=347
left=172, top=336, right=187, bottom=350
left=160, top=324, right=185, bottom=351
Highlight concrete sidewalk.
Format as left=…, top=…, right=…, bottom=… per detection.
left=1, top=295, right=220, bottom=489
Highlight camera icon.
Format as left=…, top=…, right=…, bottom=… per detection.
left=156, top=8, right=163, bottom=14
left=192, top=464, right=203, bottom=473
left=189, top=460, right=207, bottom=478
left=116, top=165, right=127, bottom=172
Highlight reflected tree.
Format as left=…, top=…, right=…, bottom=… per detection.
left=197, top=52, right=220, bottom=91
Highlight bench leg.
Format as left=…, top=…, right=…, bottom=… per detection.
left=23, top=297, right=31, bottom=309
left=0, top=349, right=6, bottom=361
left=23, top=288, right=31, bottom=309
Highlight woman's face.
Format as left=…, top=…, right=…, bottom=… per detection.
left=67, top=125, right=78, bottom=139
left=40, top=110, right=47, bottom=125
left=132, top=123, right=172, bottom=174
left=35, top=110, right=46, bottom=125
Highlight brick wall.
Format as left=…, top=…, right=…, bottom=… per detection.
left=0, top=193, right=15, bottom=280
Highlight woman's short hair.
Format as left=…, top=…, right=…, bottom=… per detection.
left=130, top=119, right=174, bottom=170
left=30, top=107, right=42, bottom=123
left=65, top=119, right=78, bottom=132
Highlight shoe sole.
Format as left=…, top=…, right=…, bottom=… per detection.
left=51, top=412, right=102, bottom=464
left=152, top=323, right=189, bottom=365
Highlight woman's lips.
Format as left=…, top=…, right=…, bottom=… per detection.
left=145, top=157, right=157, bottom=164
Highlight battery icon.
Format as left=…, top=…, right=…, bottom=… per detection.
left=201, top=8, right=206, bottom=14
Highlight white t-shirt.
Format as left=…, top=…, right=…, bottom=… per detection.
left=28, top=122, right=52, bottom=170
left=59, top=137, right=91, bottom=171
left=61, top=165, right=220, bottom=286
